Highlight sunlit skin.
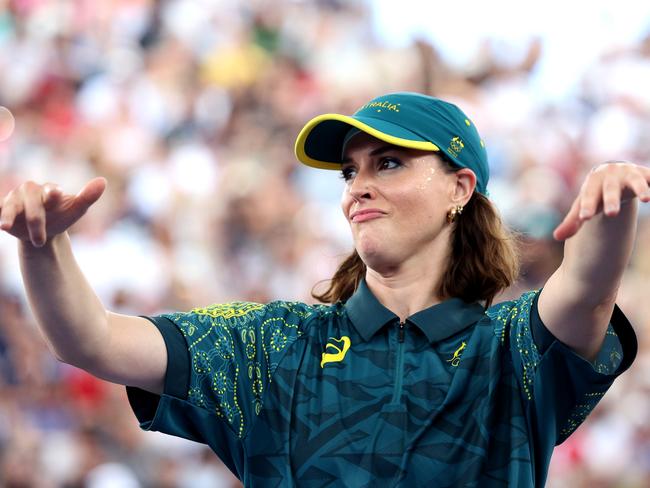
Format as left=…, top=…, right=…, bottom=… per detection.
left=340, top=132, right=476, bottom=320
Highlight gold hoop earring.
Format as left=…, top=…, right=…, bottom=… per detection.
left=446, top=205, right=464, bottom=224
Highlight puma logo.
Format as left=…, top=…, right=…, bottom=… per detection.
left=321, top=336, right=351, bottom=368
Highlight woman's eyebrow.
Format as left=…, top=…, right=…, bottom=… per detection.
left=341, top=145, right=398, bottom=165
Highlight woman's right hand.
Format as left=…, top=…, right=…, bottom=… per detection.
left=0, top=177, right=107, bottom=247
left=5, top=176, right=167, bottom=393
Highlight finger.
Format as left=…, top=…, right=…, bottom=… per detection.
left=621, top=171, right=650, bottom=201
left=51, top=177, right=108, bottom=227
left=42, top=183, right=63, bottom=210
left=632, top=172, right=650, bottom=202
left=0, top=193, right=23, bottom=231
left=71, top=177, right=107, bottom=213
left=22, top=183, right=47, bottom=247
left=553, top=196, right=582, bottom=241
left=641, top=188, right=650, bottom=203
left=639, top=164, right=650, bottom=180
left=578, top=175, right=602, bottom=220
left=602, top=175, right=621, bottom=217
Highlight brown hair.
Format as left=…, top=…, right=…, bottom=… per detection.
left=312, top=160, right=520, bottom=307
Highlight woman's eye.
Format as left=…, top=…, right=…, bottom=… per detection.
left=340, top=167, right=356, bottom=181
left=379, top=157, right=401, bottom=170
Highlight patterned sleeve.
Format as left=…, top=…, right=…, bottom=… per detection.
left=487, top=290, right=637, bottom=445
left=126, top=300, right=313, bottom=472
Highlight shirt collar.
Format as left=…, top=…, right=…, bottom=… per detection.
left=345, top=279, right=486, bottom=343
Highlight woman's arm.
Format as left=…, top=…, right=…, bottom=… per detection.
left=538, top=162, right=650, bottom=361
left=2, top=178, right=167, bottom=394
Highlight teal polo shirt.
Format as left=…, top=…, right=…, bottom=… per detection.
left=127, top=281, right=636, bottom=487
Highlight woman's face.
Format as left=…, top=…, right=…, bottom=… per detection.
left=340, top=132, right=461, bottom=272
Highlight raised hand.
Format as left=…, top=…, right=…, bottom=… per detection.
left=0, top=177, right=107, bottom=247
left=553, top=162, right=650, bottom=241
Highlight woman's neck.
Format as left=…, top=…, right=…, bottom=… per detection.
left=365, top=261, right=444, bottom=322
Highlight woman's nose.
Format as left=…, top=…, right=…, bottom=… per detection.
left=347, top=173, right=375, bottom=201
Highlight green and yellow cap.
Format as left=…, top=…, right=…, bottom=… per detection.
left=295, top=92, right=489, bottom=195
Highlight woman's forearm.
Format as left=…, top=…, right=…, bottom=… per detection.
left=561, top=198, right=638, bottom=306
left=3, top=178, right=166, bottom=392
left=19, top=232, right=110, bottom=367
left=540, top=193, right=639, bottom=361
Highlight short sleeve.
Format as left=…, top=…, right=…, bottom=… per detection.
left=488, top=290, right=637, bottom=445
left=126, top=300, right=312, bottom=473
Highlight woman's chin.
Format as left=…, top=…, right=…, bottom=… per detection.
left=356, top=243, right=398, bottom=272
left=356, top=239, right=381, bottom=260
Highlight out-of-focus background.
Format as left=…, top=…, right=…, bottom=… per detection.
left=0, top=0, right=648, bottom=486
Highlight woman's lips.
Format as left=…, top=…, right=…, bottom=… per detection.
left=350, top=209, right=386, bottom=223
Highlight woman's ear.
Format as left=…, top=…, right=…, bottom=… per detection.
left=453, top=168, right=477, bottom=205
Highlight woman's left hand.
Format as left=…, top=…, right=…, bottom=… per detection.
left=553, top=161, right=650, bottom=241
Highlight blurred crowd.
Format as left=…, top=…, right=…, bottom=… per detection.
left=0, top=0, right=648, bottom=486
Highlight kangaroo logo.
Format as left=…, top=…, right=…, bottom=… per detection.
left=448, top=136, right=465, bottom=158
left=447, top=341, right=467, bottom=367
left=321, top=336, right=351, bottom=368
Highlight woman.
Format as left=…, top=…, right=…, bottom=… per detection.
left=0, top=92, right=644, bottom=487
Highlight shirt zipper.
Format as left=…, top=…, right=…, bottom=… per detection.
left=391, top=321, right=406, bottom=404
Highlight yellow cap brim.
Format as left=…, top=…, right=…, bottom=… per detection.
left=295, top=113, right=440, bottom=170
